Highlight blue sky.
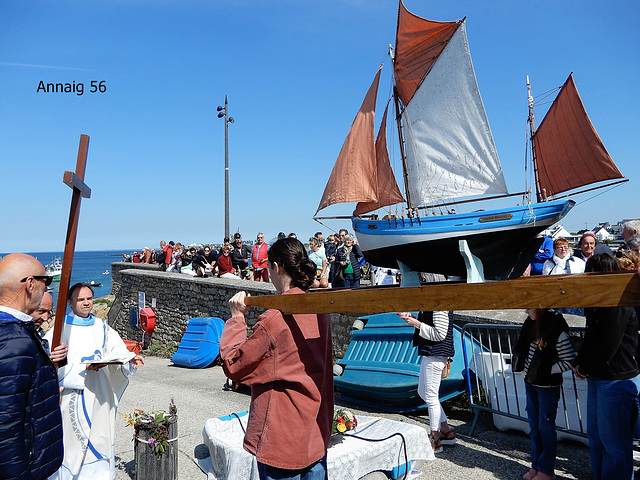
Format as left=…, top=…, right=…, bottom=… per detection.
left=1, top=0, right=638, bottom=253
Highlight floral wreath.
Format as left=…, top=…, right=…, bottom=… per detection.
left=125, top=399, right=177, bottom=455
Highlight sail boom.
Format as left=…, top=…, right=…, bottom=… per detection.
left=416, top=191, right=529, bottom=211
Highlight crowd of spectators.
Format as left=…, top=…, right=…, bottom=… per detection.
left=120, top=230, right=374, bottom=287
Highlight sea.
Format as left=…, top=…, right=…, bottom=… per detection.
left=22, top=250, right=127, bottom=304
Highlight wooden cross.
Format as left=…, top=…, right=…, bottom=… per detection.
left=244, top=271, right=640, bottom=314
left=51, top=134, right=91, bottom=354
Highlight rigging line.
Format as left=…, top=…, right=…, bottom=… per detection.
left=312, top=216, right=341, bottom=236
left=572, top=182, right=627, bottom=206
left=534, top=99, right=556, bottom=108
left=533, top=86, right=560, bottom=101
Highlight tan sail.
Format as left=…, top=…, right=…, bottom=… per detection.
left=394, top=0, right=460, bottom=107
left=533, top=73, right=624, bottom=198
left=353, top=104, right=405, bottom=216
left=316, top=67, right=382, bottom=214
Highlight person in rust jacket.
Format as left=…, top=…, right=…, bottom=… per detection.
left=220, top=238, right=333, bottom=480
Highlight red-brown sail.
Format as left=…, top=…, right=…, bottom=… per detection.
left=532, top=74, right=624, bottom=198
left=354, top=104, right=405, bottom=216
left=394, top=0, right=459, bottom=106
left=316, top=67, right=382, bottom=214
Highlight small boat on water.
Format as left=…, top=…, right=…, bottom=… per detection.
left=315, top=1, right=626, bottom=281
left=89, top=281, right=102, bottom=287
left=102, top=270, right=110, bottom=275
left=45, top=257, right=62, bottom=280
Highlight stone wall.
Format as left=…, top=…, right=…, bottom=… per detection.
left=108, top=262, right=363, bottom=360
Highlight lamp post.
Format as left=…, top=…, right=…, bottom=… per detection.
left=217, top=96, right=234, bottom=239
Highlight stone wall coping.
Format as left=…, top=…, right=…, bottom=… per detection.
left=118, top=267, right=277, bottom=294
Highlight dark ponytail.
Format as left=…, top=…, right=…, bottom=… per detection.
left=585, top=253, right=620, bottom=273
left=268, top=238, right=316, bottom=290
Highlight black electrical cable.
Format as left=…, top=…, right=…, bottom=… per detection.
left=231, top=412, right=246, bottom=435
left=344, top=431, right=409, bottom=480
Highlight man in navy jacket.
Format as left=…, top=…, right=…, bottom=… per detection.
left=0, top=253, right=63, bottom=479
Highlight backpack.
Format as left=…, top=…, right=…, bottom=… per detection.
left=156, top=250, right=166, bottom=263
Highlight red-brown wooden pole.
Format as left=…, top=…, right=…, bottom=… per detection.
left=51, top=134, right=91, bottom=355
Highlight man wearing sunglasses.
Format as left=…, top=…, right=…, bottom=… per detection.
left=0, top=253, right=63, bottom=479
left=32, top=291, right=68, bottom=363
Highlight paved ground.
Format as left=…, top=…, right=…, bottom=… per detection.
left=113, top=356, right=600, bottom=480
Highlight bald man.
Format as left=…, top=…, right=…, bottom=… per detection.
left=32, top=292, right=68, bottom=363
left=0, top=253, right=63, bottom=479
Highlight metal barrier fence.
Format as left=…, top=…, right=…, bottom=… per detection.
left=461, top=323, right=588, bottom=444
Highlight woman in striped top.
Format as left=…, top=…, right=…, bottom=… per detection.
left=399, top=310, right=455, bottom=454
left=513, top=308, right=575, bottom=480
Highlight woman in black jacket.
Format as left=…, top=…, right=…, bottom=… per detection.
left=574, top=253, right=640, bottom=480
left=335, top=234, right=363, bottom=287
left=513, top=309, right=575, bottom=480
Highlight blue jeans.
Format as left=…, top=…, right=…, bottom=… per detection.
left=587, top=376, right=640, bottom=480
left=257, top=455, right=327, bottom=480
left=525, top=384, right=560, bottom=475
left=343, top=274, right=359, bottom=288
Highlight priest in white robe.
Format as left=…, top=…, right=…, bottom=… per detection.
left=50, top=283, right=144, bottom=480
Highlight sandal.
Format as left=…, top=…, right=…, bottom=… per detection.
left=430, top=433, right=443, bottom=454
left=438, top=430, right=457, bottom=446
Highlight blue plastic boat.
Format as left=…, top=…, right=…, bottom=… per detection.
left=334, top=312, right=477, bottom=413
left=171, top=317, right=225, bottom=368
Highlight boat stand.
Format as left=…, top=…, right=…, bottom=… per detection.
left=459, top=239, right=485, bottom=283
left=397, top=240, right=486, bottom=287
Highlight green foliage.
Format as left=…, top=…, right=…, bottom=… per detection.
left=94, top=298, right=113, bottom=307
left=144, top=340, right=178, bottom=359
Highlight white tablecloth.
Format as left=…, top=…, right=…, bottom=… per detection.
left=201, top=412, right=434, bottom=480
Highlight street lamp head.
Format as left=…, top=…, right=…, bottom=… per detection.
left=217, top=106, right=223, bottom=112
left=217, top=112, right=225, bottom=118
left=229, top=117, right=235, bottom=123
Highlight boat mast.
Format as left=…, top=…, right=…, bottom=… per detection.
left=390, top=44, right=413, bottom=211
left=527, top=75, right=545, bottom=203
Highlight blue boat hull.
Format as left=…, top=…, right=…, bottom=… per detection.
left=171, top=317, right=225, bottom=369
left=352, top=199, right=575, bottom=280
left=334, top=312, right=478, bottom=413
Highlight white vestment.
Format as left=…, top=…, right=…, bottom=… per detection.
left=50, top=314, right=136, bottom=480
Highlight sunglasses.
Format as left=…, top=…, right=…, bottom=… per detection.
left=21, top=275, right=53, bottom=286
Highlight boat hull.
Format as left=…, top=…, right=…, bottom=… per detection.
left=352, top=200, right=575, bottom=280
left=334, top=312, right=473, bottom=413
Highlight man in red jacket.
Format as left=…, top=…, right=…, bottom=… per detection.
left=252, top=232, right=269, bottom=282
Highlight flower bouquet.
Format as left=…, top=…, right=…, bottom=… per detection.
left=332, top=408, right=357, bottom=435
left=125, top=399, right=177, bottom=456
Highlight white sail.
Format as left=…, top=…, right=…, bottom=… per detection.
left=402, top=22, right=507, bottom=207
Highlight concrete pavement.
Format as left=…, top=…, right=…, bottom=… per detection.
left=114, top=356, right=594, bottom=480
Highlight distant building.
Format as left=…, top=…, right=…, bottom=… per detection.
left=592, top=222, right=616, bottom=243
left=544, top=224, right=577, bottom=243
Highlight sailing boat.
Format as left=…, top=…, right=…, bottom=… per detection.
left=315, top=1, right=625, bottom=281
